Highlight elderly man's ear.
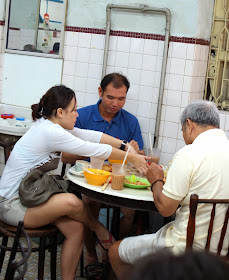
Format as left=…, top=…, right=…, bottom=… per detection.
left=98, top=87, right=103, bottom=98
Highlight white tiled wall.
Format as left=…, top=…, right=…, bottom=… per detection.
left=8, top=29, right=35, bottom=50
left=62, top=31, right=212, bottom=165
left=2, top=29, right=229, bottom=173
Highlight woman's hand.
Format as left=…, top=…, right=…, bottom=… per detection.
left=131, top=154, right=149, bottom=174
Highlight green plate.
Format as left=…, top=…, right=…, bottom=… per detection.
left=124, top=176, right=150, bottom=189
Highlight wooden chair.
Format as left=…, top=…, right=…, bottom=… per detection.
left=0, top=220, right=59, bottom=280
left=186, top=193, right=229, bottom=258
left=3, top=221, right=31, bottom=280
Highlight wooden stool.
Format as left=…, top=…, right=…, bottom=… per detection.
left=0, top=220, right=59, bottom=280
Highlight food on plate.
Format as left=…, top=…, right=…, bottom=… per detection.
left=102, top=164, right=112, bottom=172
left=124, top=174, right=148, bottom=186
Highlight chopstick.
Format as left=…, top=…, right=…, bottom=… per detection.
left=102, top=176, right=111, bottom=191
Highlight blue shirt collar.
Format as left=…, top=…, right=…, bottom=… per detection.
left=93, top=100, right=122, bottom=124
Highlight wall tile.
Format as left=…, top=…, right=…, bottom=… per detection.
left=144, top=39, right=158, bottom=56
left=106, top=66, right=115, bottom=74
left=74, top=76, right=87, bottom=92
left=128, top=53, right=143, bottom=70
left=184, top=60, right=194, bottom=76
left=109, top=36, right=117, bottom=51
left=86, top=78, right=100, bottom=94
left=177, top=124, right=183, bottom=140
left=166, top=90, right=182, bottom=107
left=89, top=48, right=103, bottom=65
left=164, top=106, right=180, bottom=123
left=163, top=121, right=179, bottom=138
left=123, top=99, right=137, bottom=115
left=154, top=71, right=161, bottom=88
left=65, top=31, right=79, bottom=47
left=161, top=137, right=177, bottom=154
left=170, top=58, right=185, bottom=75
left=64, top=46, right=77, bottom=61
left=140, top=70, right=155, bottom=87
left=115, top=52, right=129, bottom=68
left=76, top=92, right=85, bottom=107
left=75, top=62, right=89, bottom=77
left=127, top=68, right=141, bottom=86
left=0, top=26, right=4, bottom=40
left=137, top=101, right=151, bottom=118
left=156, top=56, right=163, bottom=72
left=176, top=139, right=185, bottom=152
left=114, top=67, right=128, bottom=76
left=157, top=41, right=165, bottom=57
left=138, top=117, right=150, bottom=133
left=107, top=51, right=116, bottom=66
left=87, top=64, right=102, bottom=79
left=149, top=118, right=156, bottom=135
left=130, top=38, right=144, bottom=53
left=159, top=120, right=164, bottom=136
left=183, top=76, right=192, bottom=92
left=76, top=47, right=90, bottom=63
left=91, top=34, right=105, bottom=50
left=127, top=84, right=139, bottom=100
left=62, top=75, right=74, bottom=89
left=186, top=43, right=195, bottom=60
left=181, top=91, right=190, bottom=107
left=78, top=33, right=91, bottom=48
left=151, top=103, right=159, bottom=119
left=138, top=86, right=153, bottom=103
left=201, top=45, right=210, bottom=61
left=162, top=89, right=167, bottom=105
left=142, top=55, right=157, bottom=71
left=116, top=37, right=130, bottom=52
left=63, top=60, right=76, bottom=76
left=172, top=42, right=187, bottom=59
left=160, top=152, right=174, bottom=165
left=84, top=93, right=99, bottom=106
left=168, top=74, right=183, bottom=91
left=152, top=87, right=159, bottom=104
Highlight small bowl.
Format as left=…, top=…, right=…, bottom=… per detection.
left=83, top=168, right=111, bottom=186
left=108, top=159, right=127, bottom=165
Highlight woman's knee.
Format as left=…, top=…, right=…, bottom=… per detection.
left=62, top=193, right=84, bottom=212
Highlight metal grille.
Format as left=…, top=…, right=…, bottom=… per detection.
left=205, top=0, right=229, bottom=110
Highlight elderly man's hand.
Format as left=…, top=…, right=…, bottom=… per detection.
left=129, top=140, right=140, bottom=153
left=145, top=163, right=164, bottom=185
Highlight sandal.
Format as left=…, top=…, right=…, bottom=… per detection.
left=93, top=232, right=115, bottom=252
left=85, top=262, right=105, bottom=280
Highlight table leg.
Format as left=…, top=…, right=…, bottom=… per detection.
left=111, top=207, right=120, bottom=240
left=135, top=211, right=149, bottom=235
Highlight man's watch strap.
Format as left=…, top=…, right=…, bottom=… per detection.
left=120, top=140, right=128, bottom=151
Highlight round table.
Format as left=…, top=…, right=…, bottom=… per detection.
left=67, top=170, right=157, bottom=239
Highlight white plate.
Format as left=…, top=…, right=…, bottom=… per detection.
left=68, top=166, right=84, bottom=177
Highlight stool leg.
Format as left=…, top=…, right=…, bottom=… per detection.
left=80, top=251, right=84, bottom=277
left=50, top=236, right=57, bottom=280
left=38, top=237, right=46, bottom=280
left=0, top=236, right=9, bottom=272
left=111, top=207, right=120, bottom=240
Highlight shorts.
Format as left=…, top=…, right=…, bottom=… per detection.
left=119, top=222, right=173, bottom=264
left=0, top=193, right=27, bottom=226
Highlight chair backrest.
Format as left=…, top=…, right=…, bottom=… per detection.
left=186, top=194, right=229, bottom=256
left=4, top=221, right=31, bottom=280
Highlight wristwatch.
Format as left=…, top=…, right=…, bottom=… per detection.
left=120, top=140, right=128, bottom=151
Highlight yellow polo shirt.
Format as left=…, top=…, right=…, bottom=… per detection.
left=163, top=129, right=229, bottom=255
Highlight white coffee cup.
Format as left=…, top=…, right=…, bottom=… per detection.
left=90, top=158, right=104, bottom=169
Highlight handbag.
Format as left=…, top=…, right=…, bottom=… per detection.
left=19, top=168, right=69, bottom=207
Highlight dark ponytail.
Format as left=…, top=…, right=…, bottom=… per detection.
left=31, top=85, right=76, bottom=121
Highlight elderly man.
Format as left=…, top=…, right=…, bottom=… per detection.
left=109, top=100, right=229, bottom=280
left=62, top=73, right=144, bottom=279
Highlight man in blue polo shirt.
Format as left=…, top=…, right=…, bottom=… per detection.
left=62, top=73, right=144, bottom=279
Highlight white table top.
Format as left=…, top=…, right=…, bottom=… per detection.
left=67, top=170, right=154, bottom=203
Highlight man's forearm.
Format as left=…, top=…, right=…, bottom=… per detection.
left=61, top=152, right=86, bottom=164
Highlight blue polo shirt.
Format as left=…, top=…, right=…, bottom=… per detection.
left=75, top=100, right=144, bottom=150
